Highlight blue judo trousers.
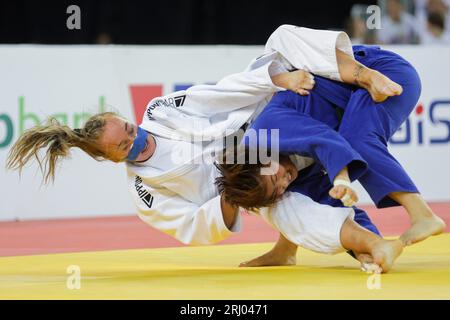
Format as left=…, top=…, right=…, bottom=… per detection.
left=247, top=45, right=422, bottom=236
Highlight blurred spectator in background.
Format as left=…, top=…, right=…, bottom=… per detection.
left=377, top=0, right=421, bottom=44
left=421, top=11, right=450, bottom=43
left=346, top=4, right=378, bottom=44
left=415, top=0, right=450, bottom=43
left=416, top=0, right=450, bottom=31
left=347, top=0, right=450, bottom=44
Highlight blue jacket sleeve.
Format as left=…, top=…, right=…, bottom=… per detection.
left=247, top=101, right=367, bottom=183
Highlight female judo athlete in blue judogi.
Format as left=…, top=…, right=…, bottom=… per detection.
left=216, top=45, right=445, bottom=267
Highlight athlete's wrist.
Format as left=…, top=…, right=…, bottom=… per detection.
left=333, top=166, right=351, bottom=185
left=333, top=179, right=351, bottom=188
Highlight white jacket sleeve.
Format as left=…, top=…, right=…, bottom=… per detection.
left=130, top=175, right=241, bottom=245
left=168, top=58, right=285, bottom=117
left=147, top=25, right=353, bottom=118
left=264, top=24, right=354, bottom=81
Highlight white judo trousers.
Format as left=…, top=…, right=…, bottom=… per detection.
left=126, top=25, right=356, bottom=254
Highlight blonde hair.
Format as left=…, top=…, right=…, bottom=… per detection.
left=6, top=112, right=118, bottom=184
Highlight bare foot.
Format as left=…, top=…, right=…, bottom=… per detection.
left=371, top=239, right=403, bottom=273
left=353, top=252, right=382, bottom=273
left=365, top=70, right=403, bottom=103
left=354, top=252, right=373, bottom=264
left=400, top=215, right=446, bottom=246
left=239, top=249, right=297, bottom=267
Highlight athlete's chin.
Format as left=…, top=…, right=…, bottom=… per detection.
left=135, top=140, right=154, bottom=162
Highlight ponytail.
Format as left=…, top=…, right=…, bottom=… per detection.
left=6, top=112, right=117, bottom=183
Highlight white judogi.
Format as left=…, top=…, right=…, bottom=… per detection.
left=126, top=25, right=355, bottom=254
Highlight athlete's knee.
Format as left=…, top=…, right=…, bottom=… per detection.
left=341, top=127, right=381, bottom=146
left=390, top=63, right=422, bottom=103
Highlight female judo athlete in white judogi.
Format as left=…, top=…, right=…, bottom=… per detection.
left=7, top=25, right=416, bottom=271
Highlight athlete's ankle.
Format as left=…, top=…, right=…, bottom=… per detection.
left=409, top=208, right=437, bottom=223
left=355, top=67, right=374, bottom=88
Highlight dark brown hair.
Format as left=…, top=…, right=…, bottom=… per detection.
left=428, top=12, right=445, bottom=30
left=215, top=145, right=279, bottom=211
left=6, top=112, right=118, bottom=184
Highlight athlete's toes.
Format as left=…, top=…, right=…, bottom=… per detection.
left=387, top=82, right=403, bottom=96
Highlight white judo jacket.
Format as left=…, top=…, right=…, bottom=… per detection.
left=126, top=25, right=356, bottom=254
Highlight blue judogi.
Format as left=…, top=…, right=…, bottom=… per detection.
left=247, top=88, right=380, bottom=235
left=247, top=45, right=421, bottom=235
left=314, top=45, right=421, bottom=208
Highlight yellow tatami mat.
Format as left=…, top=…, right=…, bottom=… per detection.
left=1, top=234, right=449, bottom=299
